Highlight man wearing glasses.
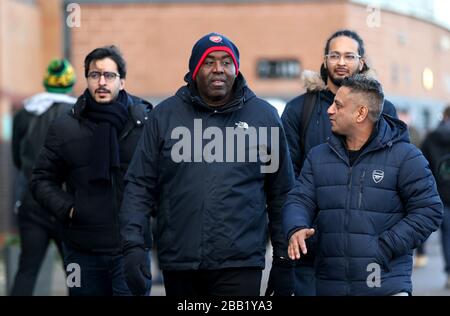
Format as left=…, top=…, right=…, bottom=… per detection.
left=30, top=45, right=152, bottom=296
left=280, top=30, right=398, bottom=296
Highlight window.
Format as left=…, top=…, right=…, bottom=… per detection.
left=257, top=59, right=301, bottom=79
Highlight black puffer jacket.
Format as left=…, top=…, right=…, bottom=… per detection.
left=30, top=92, right=152, bottom=254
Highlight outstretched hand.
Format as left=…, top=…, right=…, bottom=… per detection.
left=288, top=228, right=315, bottom=260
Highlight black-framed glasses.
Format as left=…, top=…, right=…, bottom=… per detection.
left=87, top=71, right=120, bottom=82
left=326, top=53, right=361, bottom=64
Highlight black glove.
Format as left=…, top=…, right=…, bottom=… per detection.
left=123, top=246, right=152, bottom=296
left=265, top=257, right=295, bottom=296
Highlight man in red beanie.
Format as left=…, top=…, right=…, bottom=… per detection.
left=120, top=32, right=295, bottom=296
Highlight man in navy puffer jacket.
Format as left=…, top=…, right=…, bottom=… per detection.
left=281, top=29, right=398, bottom=296
left=283, top=74, right=443, bottom=296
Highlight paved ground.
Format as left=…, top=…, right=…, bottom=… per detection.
left=1, top=231, right=449, bottom=296
left=411, top=231, right=450, bottom=295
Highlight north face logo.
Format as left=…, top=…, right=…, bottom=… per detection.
left=235, top=121, right=249, bottom=130
left=372, top=170, right=384, bottom=183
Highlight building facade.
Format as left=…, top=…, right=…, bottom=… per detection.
left=1, top=0, right=450, bottom=238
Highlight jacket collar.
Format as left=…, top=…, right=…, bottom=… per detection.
left=302, top=70, right=327, bottom=93
left=176, top=72, right=255, bottom=114
left=72, top=91, right=151, bottom=126
left=327, top=114, right=409, bottom=164
left=301, top=71, right=335, bottom=106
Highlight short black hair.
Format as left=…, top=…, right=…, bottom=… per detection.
left=341, top=74, right=384, bottom=122
left=84, top=45, right=127, bottom=79
left=320, top=29, right=369, bottom=83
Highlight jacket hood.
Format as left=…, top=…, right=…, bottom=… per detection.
left=177, top=72, right=255, bottom=113
left=433, top=121, right=450, bottom=145
left=302, top=69, right=380, bottom=93
left=329, top=114, right=409, bottom=159
left=302, top=70, right=327, bottom=92
left=300, top=70, right=334, bottom=106
left=24, top=92, right=76, bottom=116
left=376, top=114, right=410, bottom=146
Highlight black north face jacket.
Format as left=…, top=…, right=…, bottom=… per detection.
left=120, top=74, right=295, bottom=270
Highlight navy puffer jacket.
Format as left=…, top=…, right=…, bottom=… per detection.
left=283, top=115, right=443, bottom=295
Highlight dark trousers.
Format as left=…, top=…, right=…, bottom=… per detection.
left=62, top=243, right=131, bottom=296
left=10, top=213, right=64, bottom=296
left=163, top=268, right=262, bottom=296
left=294, top=265, right=316, bottom=296
left=293, top=253, right=317, bottom=296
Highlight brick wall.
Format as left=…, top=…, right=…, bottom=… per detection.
left=69, top=1, right=347, bottom=98
left=68, top=1, right=450, bottom=102
left=1, top=0, right=450, bottom=240
left=348, top=4, right=450, bottom=101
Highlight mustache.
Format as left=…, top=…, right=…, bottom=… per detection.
left=210, top=76, right=227, bottom=82
left=95, top=88, right=111, bottom=93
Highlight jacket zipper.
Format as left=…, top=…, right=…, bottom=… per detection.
left=345, top=166, right=353, bottom=296
left=111, top=173, right=121, bottom=250
left=328, top=137, right=390, bottom=295
left=358, top=170, right=366, bottom=209
left=199, top=112, right=211, bottom=268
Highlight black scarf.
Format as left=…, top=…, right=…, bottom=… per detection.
left=83, top=89, right=129, bottom=182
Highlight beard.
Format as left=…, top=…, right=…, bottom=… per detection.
left=327, top=67, right=361, bottom=87
left=329, top=75, right=345, bottom=87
